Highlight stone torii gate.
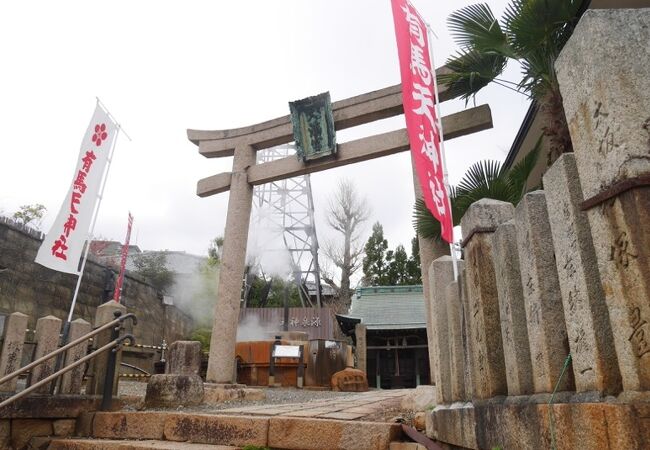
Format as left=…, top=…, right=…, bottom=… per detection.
left=188, top=67, right=493, bottom=383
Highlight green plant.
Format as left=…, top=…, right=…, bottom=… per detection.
left=132, top=252, right=175, bottom=294
left=190, top=327, right=212, bottom=352
left=207, top=235, right=223, bottom=266
left=12, top=203, right=47, bottom=229
left=414, top=138, right=541, bottom=240
left=440, top=0, right=583, bottom=163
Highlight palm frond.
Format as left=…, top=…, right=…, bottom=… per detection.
left=454, top=159, right=517, bottom=212
left=503, top=0, right=582, bottom=73
left=447, top=3, right=515, bottom=57
left=439, top=49, right=508, bottom=101
left=412, top=185, right=462, bottom=241
left=455, top=159, right=503, bottom=193
left=413, top=197, right=442, bottom=240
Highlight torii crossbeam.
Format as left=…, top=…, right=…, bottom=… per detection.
left=188, top=66, right=493, bottom=383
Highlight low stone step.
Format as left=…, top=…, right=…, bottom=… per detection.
left=48, top=438, right=239, bottom=449
left=82, top=411, right=402, bottom=450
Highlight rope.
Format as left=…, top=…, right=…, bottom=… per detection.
left=549, top=353, right=572, bottom=450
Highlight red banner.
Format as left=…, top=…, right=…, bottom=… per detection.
left=113, top=213, right=133, bottom=302
left=391, top=0, right=453, bottom=243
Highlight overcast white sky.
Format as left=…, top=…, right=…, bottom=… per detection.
left=0, top=1, right=529, bottom=266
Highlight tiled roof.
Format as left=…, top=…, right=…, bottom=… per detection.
left=341, top=285, right=426, bottom=330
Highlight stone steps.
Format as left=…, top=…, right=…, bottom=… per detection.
left=59, top=411, right=402, bottom=450
left=48, top=439, right=239, bottom=449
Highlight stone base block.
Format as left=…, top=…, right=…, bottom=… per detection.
left=429, top=400, right=648, bottom=449
left=11, top=419, right=54, bottom=450
left=331, top=368, right=368, bottom=392
left=93, top=412, right=168, bottom=440
left=389, top=443, right=427, bottom=450
left=49, top=438, right=244, bottom=449
left=400, top=385, right=437, bottom=411
left=144, top=374, right=204, bottom=408
left=27, top=436, right=52, bottom=449
left=53, top=419, right=76, bottom=437
left=0, top=420, right=9, bottom=449
left=163, top=414, right=268, bottom=447
left=268, top=416, right=401, bottom=450
left=429, top=403, right=477, bottom=449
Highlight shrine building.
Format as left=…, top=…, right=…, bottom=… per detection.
left=336, top=285, right=430, bottom=389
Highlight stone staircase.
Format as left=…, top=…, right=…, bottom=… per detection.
left=46, top=410, right=404, bottom=450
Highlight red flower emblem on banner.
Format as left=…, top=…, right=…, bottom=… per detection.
left=92, top=123, right=108, bottom=147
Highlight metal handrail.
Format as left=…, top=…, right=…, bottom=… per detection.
left=0, top=334, right=134, bottom=409
left=120, top=362, right=150, bottom=376
left=0, top=313, right=137, bottom=387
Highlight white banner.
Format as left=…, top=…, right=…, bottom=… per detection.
left=35, top=104, right=117, bottom=274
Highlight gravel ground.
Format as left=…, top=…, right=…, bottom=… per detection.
left=118, top=380, right=358, bottom=411
left=118, top=380, right=148, bottom=397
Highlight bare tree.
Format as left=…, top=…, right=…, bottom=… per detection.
left=322, top=179, right=371, bottom=310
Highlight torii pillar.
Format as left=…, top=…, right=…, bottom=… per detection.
left=188, top=67, right=493, bottom=383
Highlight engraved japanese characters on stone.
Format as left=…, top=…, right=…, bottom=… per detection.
left=629, top=307, right=650, bottom=358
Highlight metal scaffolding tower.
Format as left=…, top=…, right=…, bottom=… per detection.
left=251, top=144, right=323, bottom=307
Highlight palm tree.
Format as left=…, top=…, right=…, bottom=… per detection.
left=414, top=138, right=540, bottom=240
left=439, top=0, right=583, bottom=164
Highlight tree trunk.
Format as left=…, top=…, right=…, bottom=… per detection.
left=339, top=223, right=352, bottom=309
left=540, top=86, right=573, bottom=165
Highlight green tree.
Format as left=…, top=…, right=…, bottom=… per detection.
left=190, top=327, right=212, bottom=352
left=12, top=203, right=47, bottom=229
left=414, top=139, right=541, bottom=240
left=246, top=276, right=301, bottom=308
left=362, top=222, right=388, bottom=286
left=386, top=244, right=409, bottom=286
left=363, top=227, right=421, bottom=287
left=207, top=236, right=223, bottom=267
left=132, top=252, right=175, bottom=294
left=440, top=1, right=583, bottom=163
left=405, top=236, right=422, bottom=285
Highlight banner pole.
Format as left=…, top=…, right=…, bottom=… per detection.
left=65, top=104, right=122, bottom=324
left=425, top=22, right=459, bottom=280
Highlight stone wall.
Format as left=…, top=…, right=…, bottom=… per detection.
left=0, top=216, right=193, bottom=352
left=424, top=9, right=650, bottom=450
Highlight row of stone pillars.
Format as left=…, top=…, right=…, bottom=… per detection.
left=426, top=8, right=650, bottom=405
left=0, top=300, right=129, bottom=397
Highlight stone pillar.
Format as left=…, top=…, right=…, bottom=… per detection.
left=207, top=144, right=256, bottom=384
left=30, top=315, right=62, bottom=393
left=0, top=312, right=28, bottom=392
left=166, top=341, right=201, bottom=376
left=460, top=199, right=513, bottom=399
left=544, top=154, right=622, bottom=395
left=411, top=158, right=451, bottom=386
left=90, top=300, right=127, bottom=395
left=355, top=323, right=367, bottom=374
left=459, top=268, right=474, bottom=400
left=428, top=256, right=456, bottom=404
left=446, top=277, right=466, bottom=402
left=60, top=318, right=92, bottom=394
left=555, top=8, right=650, bottom=394
left=492, top=220, right=534, bottom=396
left=515, top=191, right=573, bottom=394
